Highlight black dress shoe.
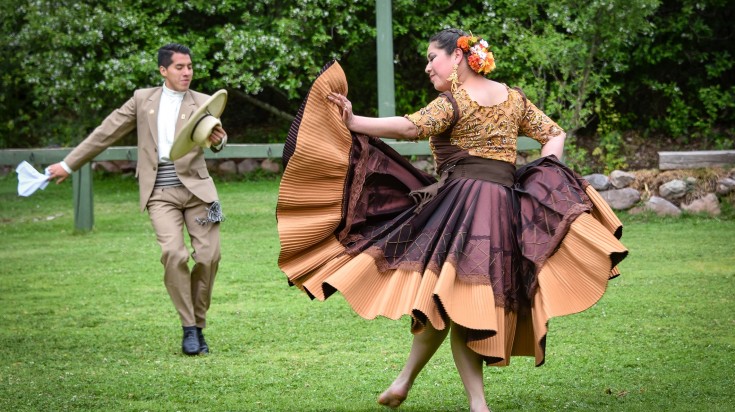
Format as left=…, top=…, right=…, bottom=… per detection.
left=182, top=326, right=199, bottom=355
left=197, top=327, right=209, bottom=354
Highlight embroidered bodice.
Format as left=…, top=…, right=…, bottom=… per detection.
left=405, top=86, right=563, bottom=169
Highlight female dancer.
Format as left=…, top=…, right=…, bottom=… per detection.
left=277, top=28, right=627, bottom=411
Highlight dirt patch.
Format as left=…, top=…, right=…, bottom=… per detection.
left=630, top=167, right=734, bottom=205
left=575, top=130, right=734, bottom=171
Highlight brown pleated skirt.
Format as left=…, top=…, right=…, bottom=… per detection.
left=277, top=61, right=628, bottom=366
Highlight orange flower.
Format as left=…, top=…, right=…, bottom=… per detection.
left=468, top=54, right=482, bottom=73
left=485, top=54, right=496, bottom=73
left=458, top=33, right=496, bottom=76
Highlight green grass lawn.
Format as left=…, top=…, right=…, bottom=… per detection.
left=0, top=173, right=733, bottom=411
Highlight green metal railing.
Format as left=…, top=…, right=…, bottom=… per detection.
left=1, top=138, right=541, bottom=232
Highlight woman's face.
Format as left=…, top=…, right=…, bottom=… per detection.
left=425, top=42, right=458, bottom=92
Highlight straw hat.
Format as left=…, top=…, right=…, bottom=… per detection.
left=170, top=89, right=228, bottom=160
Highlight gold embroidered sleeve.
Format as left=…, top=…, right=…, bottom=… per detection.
left=404, top=95, right=455, bottom=140
left=519, top=100, right=564, bottom=145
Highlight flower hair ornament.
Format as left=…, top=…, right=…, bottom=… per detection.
left=457, top=34, right=496, bottom=75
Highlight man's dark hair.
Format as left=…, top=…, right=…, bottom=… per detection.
left=158, top=43, right=191, bottom=68
left=428, top=28, right=468, bottom=55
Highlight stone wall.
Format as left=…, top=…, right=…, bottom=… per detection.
left=584, top=168, right=735, bottom=217
left=82, top=158, right=735, bottom=217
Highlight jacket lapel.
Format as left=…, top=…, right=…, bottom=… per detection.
left=177, top=91, right=197, bottom=133
left=143, top=88, right=163, bottom=146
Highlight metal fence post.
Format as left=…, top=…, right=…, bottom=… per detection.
left=72, top=163, right=94, bottom=232
left=376, top=0, right=395, bottom=118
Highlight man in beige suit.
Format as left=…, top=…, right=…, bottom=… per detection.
left=47, top=43, right=226, bottom=356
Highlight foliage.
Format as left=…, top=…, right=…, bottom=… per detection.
left=592, top=95, right=630, bottom=173
left=489, top=0, right=659, bottom=172
left=621, top=0, right=735, bottom=143
left=4, top=1, right=168, bottom=147
left=1, top=0, right=733, bottom=173
left=495, top=1, right=657, bottom=132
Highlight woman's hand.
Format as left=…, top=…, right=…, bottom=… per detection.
left=326, top=92, right=418, bottom=140
left=327, top=92, right=354, bottom=127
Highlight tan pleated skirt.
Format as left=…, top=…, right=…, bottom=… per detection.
left=277, top=61, right=628, bottom=366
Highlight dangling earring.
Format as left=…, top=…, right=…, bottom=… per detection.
left=447, top=64, right=459, bottom=93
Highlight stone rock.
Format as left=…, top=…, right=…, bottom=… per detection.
left=237, top=158, right=260, bottom=174
left=659, top=179, right=688, bottom=199
left=716, top=177, right=735, bottom=195
left=218, top=160, right=237, bottom=175
left=681, top=193, right=721, bottom=216
left=599, top=188, right=641, bottom=210
left=515, top=153, right=527, bottom=166
left=261, top=158, right=281, bottom=173
left=117, top=161, right=136, bottom=173
left=206, top=159, right=218, bottom=170
left=411, top=159, right=433, bottom=174
left=630, top=196, right=681, bottom=216
left=684, top=176, right=698, bottom=192
left=94, top=161, right=120, bottom=173
left=610, top=170, right=635, bottom=189
left=584, top=173, right=610, bottom=191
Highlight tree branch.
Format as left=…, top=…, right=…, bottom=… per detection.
left=231, top=89, right=295, bottom=123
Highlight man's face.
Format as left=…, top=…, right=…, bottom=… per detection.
left=159, top=52, right=193, bottom=92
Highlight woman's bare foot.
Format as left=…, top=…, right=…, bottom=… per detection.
left=469, top=402, right=491, bottom=412
left=377, top=382, right=410, bottom=408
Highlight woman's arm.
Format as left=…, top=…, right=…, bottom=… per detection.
left=347, top=115, right=417, bottom=139
left=541, top=132, right=566, bottom=159
left=328, top=92, right=418, bottom=140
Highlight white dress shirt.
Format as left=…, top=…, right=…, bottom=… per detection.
left=157, top=84, right=185, bottom=163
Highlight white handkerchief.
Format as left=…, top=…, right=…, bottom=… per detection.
left=16, top=161, right=51, bottom=197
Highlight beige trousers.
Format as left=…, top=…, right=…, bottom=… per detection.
left=147, top=186, right=221, bottom=328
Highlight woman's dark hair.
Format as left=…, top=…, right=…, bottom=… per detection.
left=157, top=43, right=191, bottom=68
left=428, top=28, right=468, bottom=54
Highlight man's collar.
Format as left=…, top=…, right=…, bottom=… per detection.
left=162, top=83, right=186, bottom=98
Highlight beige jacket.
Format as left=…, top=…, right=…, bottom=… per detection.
left=64, top=87, right=225, bottom=211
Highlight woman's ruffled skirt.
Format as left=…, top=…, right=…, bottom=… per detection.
left=277, top=61, right=628, bottom=366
